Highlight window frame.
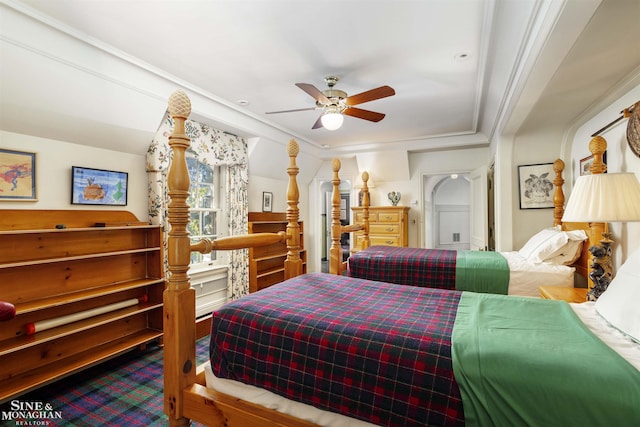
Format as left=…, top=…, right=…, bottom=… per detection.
left=186, top=151, right=228, bottom=272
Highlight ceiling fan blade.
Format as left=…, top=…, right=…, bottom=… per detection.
left=345, top=85, right=395, bottom=106
left=296, top=83, right=330, bottom=104
left=312, top=115, right=324, bottom=129
left=265, top=107, right=317, bottom=114
left=343, top=107, right=386, bottom=122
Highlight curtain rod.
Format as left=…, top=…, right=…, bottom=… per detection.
left=591, top=101, right=639, bottom=137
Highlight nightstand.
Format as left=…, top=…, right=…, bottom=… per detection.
left=539, top=286, right=588, bottom=303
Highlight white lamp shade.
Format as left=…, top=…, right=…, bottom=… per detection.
left=562, top=173, right=640, bottom=222
left=321, top=112, right=344, bottom=130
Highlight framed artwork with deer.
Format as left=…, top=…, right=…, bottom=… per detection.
left=517, top=163, right=555, bottom=209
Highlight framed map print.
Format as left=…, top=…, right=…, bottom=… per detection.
left=0, top=148, right=37, bottom=201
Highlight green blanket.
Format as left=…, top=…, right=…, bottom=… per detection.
left=452, top=292, right=640, bottom=427
left=455, top=251, right=509, bottom=294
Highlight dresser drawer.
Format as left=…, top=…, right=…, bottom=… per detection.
left=370, top=235, right=401, bottom=246
left=355, top=211, right=377, bottom=223
left=377, top=212, right=400, bottom=223
left=370, top=223, right=400, bottom=235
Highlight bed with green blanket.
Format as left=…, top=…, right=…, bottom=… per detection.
left=453, top=292, right=640, bottom=426
left=346, top=245, right=580, bottom=296
left=207, top=272, right=640, bottom=426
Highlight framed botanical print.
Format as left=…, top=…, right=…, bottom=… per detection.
left=0, top=148, right=37, bottom=201
left=518, top=163, right=555, bottom=209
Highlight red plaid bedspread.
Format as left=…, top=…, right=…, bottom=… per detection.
left=348, top=246, right=458, bottom=289
left=210, top=272, right=464, bottom=426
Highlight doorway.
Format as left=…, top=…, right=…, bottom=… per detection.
left=423, top=173, right=471, bottom=249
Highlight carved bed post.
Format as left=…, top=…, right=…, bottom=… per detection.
left=359, top=171, right=371, bottom=250
left=164, top=91, right=196, bottom=427
left=586, top=136, right=609, bottom=300
left=552, top=159, right=565, bottom=227
left=284, top=139, right=303, bottom=280
left=329, top=159, right=343, bottom=275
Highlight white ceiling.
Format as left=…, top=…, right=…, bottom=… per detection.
left=1, top=0, right=639, bottom=159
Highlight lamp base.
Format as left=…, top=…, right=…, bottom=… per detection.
left=587, top=237, right=613, bottom=301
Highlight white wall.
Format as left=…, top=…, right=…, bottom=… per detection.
left=509, top=126, right=567, bottom=250
left=0, top=130, right=148, bottom=219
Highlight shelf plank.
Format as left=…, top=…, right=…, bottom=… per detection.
left=1, top=247, right=162, bottom=269
left=14, top=278, right=165, bottom=315
left=0, top=303, right=163, bottom=356
left=0, top=225, right=159, bottom=235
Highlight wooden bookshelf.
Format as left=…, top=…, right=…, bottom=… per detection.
left=0, top=210, right=164, bottom=403
left=248, top=212, right=306, bottom=293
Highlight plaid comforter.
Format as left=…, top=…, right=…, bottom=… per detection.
left=348, top=246, right=458, bottom=289
left=210, top=272, right=464, bottom=426
left=347, top=246, right=510, bottom=294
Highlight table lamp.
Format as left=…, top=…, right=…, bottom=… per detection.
left=562, top=172, right=640, bottom=300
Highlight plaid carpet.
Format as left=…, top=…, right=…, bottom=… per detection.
left=3, top=337, right=209, bottom=427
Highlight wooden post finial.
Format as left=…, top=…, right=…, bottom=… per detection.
left=588, top=136, right=608, bottom=175
left=287, top=138, right=299, bottom=157
left=332, top=158, right=341, bottom=172
left=168, top=91, right=191, bottom=118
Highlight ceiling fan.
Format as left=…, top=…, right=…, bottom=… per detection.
left=266, top=76, right=395, bottom=130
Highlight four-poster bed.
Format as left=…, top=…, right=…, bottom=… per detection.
left=328, top=159, right=596, bottom=297
left=163, top=91, right=640, bottom=427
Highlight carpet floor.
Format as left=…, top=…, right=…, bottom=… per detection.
left=5, top=337, right=209, bottom=426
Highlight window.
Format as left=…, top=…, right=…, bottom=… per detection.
left=186, top=150, right=226, bottom=270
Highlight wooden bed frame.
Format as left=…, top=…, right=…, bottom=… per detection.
left=163, top=91, right=605, bottom=426
left=327, top=153, right=604, bottom=288
left=163, top=91, right=314, bottom=426
left=328, top=158, right=371, bottom=275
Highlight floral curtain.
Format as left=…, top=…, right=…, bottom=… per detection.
left=147, top=112, right=249, bottom=299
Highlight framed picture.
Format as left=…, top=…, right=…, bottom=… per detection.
left=579, top=151, right=607, bottom=175
left=0, top=148, right=37, bottom=201
left=262, top=191, right=273, bottom=212
left=71, top=166, right=128, bottom=206
left=518, top=163, right=555, bottom=209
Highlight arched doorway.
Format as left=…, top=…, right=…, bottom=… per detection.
left=423, top=174, right=471, bottom=249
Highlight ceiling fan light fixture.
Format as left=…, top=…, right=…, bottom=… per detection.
left=321, top=111, right=344, bottom=130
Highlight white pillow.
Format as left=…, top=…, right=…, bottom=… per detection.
left=595, top=248, right=640, bottom=342
left=545, top=240, right=584, bottom=265
left=544, top=230, right=588, bottom=265
left=518, top=228, right=569, bottom=262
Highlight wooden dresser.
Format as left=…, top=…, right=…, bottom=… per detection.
left=248, top=212, right=306, bottom=293
left=351, top=206, right=410, bottom=250
left=0, top=209, right=164, bottom=402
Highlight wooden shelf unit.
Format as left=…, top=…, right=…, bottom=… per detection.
left=248, top=212, right=306, bottom=293
left=0, top=210, right=164, bottom=403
